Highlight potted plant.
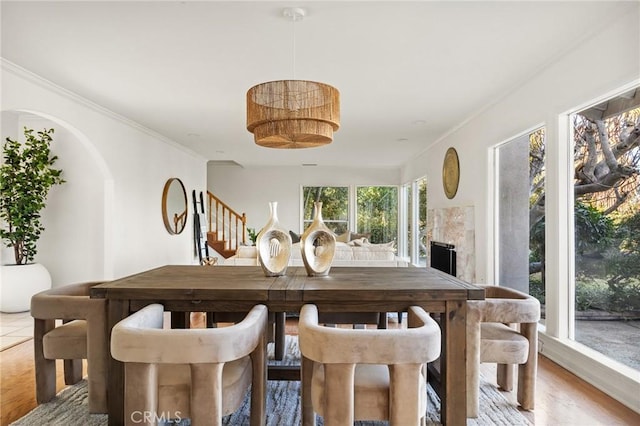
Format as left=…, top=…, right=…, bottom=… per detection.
left=0, top=127, right=64, bottom=312
left=247, top=227, right=258, bottom=245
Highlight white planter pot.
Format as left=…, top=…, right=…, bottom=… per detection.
left=0, top=263, right=52, bottom=313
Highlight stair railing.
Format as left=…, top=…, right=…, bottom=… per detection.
left=207, top=191, right=247, bottom=252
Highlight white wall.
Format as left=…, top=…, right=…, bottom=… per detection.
left=1, top=60, right=207, bottom=286
left=207, top=165, right=400, bottom=233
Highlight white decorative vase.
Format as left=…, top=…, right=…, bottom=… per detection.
left=0, top=263, right=52, bottom=313
left=256, top=202, right=292, bottom=277
left=300, top=202, right=336, bottom=277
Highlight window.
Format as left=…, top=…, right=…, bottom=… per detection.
left=301, top=185, right=400, bottom=243
left=417, top=177, right=428, bottom=266
left=301, top=186, right=348, bottom=234
left=399, top=177, right=427, bottom=266
left=401, top=183, right=412, bottom=260
left=494, top=127, right=545, bottom=297
left=528, top=128, right=546, bottom=320
left=356, top=186, right=398, bottom=244
left=570, top=94, right=640, bottom=371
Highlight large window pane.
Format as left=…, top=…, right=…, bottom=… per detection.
left=495, top=128, right=544, bottom=296
left=417, top=178, right=428, bottom=266
left=356, top=186, right=398, bottom=243
left=302, top=186, right=348, bottom=234
left=404, top=183, right=412, bottom=260
left=571, top=94, right=640, bottom=371
left=529, top=128, right=546, bottom=322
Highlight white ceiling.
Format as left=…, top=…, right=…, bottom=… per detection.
left=1, top=1, right=633, bottom=168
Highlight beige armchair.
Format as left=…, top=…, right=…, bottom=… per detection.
left=111, top=303, right=268, bottom=426
left=466, top=285, right=540, bottom=417
left=30, top=281, right=107, bottom=413
left=207, top=311, right=285, bottom=360
left=298, top=304, right=441, bottom=426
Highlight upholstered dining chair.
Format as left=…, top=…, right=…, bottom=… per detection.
left=30, top=281, right=107, bottom=413
left=207, top=310, right=285, bottom=360
left=466, top=285, right=540, bottom=417
left=111, top=303, right=268, bottom=426
left=298, top=304, right=441, bottom=426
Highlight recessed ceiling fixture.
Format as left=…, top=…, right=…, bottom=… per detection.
left=246, top=7, right=340, bottom=149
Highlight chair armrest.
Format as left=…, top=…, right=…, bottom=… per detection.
left=469, top=285, right=540, bottom=324
left=299, top=304, right=440, bottom=365
left=31, top=282, right=104, bottom=320
left=112, top=304, right=268, bottom=364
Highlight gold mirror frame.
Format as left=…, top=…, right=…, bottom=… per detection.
left=442, top=147, right=460, bottom=199
left=162, top=178, right=187, bottom=234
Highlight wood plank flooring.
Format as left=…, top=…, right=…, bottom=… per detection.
left=1, top=314, right=638, bottom=425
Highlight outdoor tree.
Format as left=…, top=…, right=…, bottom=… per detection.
left=356, top=186, right=398, bottom=243
left=528, top=100, right=640, bottom=309
left=530, top=107, right=640, bottom=235
left=302, top=186, right=348, bottom=233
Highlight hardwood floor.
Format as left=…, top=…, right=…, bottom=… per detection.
left=1, top=314, right=638, bottom=425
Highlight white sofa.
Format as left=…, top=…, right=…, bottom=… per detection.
left=223, top=240, right=408, bottom=267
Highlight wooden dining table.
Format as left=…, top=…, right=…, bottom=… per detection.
left=91, top=265, right=484, bottom=426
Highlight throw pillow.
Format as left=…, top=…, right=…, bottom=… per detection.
left=351, top=237, right=370, bottom=246
left=336, top=231, right=351, bottom=243
left=377, top=241, right=396, bottom=250
left=289, top=230, right=301, bottom=244
left=350, top=232, right=371, bottom=241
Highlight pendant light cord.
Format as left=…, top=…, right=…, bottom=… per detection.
left=291, top=15, right=296, bottom=80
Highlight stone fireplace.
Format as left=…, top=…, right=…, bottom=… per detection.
left=426, top=206, right=475, bottom=283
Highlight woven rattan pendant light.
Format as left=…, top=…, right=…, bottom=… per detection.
left=246, top=8, right=340, bottom=149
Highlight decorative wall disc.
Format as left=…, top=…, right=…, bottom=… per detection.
left=442, top=147, right=460, bottom=199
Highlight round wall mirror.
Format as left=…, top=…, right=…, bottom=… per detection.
left=162, top=178, right=187, bottom=234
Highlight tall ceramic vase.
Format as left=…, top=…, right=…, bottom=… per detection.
left=300, top=201, right=336, bottom=276
left=256, top=202, right=292, bottom=277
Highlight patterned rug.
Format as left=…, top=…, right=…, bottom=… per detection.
left=12, top=336, right=532, bottom=425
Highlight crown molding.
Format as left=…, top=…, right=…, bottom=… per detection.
left=1, top=58, right=206, bottom=161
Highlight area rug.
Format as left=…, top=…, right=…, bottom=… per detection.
left=12, top=336, right=532, bottom=425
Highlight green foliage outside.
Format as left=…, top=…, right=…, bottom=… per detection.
left=0, top=128, right=64, bottom=265
left=574, top=278, right=640, bottom=312
left=574, top=202, right=615, bottom=257
left=531, top=201, right=640, bottom=312
left=573, top=204, right=640, bottom=312
left=529, top=274, right=545, bottom=305
left=606, top=211, right=640, bottom=288
left=302, top=186, right=349, bottom=234
left=302, top=186, right=400, bottom=243
left=356, top=186, right=398, bottom=243
left=417, top=178, right=428, bottom=258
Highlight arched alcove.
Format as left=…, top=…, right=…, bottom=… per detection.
left=1, top=110, right=114, bottom=286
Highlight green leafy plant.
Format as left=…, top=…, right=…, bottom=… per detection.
left=0, top=128, right=64, bottom=265
left=574, top=201, right=615, bottom=257
left=247, top=227, right=258, bottom=244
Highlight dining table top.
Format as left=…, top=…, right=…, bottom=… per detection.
left=91, top=264, right=484, bottom=304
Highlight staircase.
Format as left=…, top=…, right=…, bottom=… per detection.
left=206, top=191, right=247, bottom=259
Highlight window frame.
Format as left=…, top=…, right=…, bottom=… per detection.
left=300, top=185, right=401, bottom=244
